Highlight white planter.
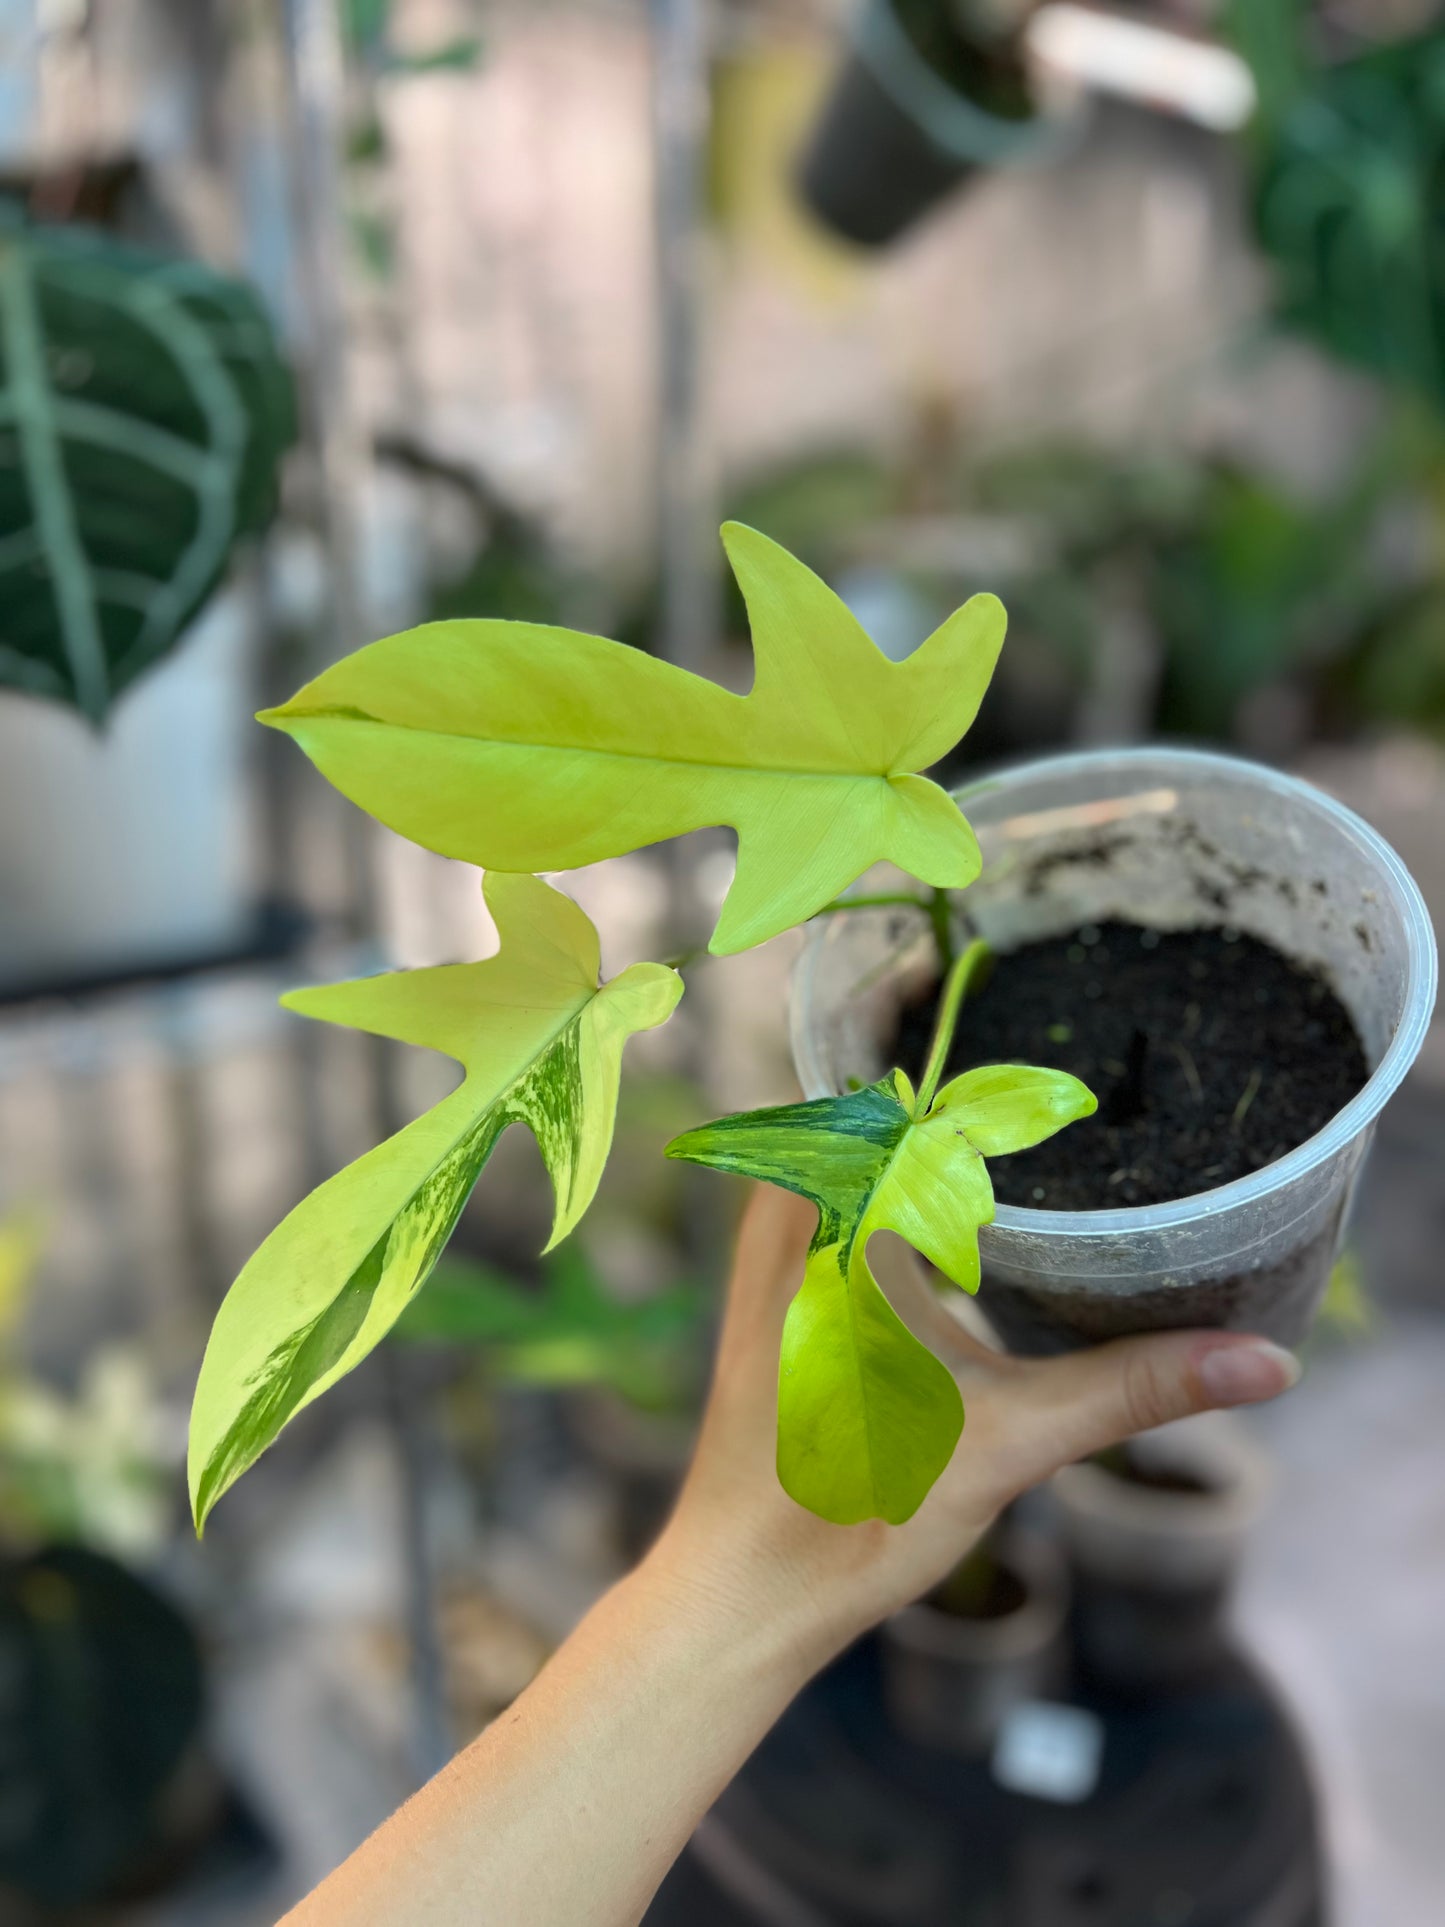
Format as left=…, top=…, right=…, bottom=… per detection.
left=0, top=591, right=257, bottom=994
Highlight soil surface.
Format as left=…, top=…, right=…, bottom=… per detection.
left=1094, top=1446, right=1218, bottom=1498
left=896, top=920, right=1369, bottom=1210
left=929, top=1554, right=1027, bottom=1622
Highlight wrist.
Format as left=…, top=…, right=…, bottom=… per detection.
left=637, top=1514, right=851, bottom=1693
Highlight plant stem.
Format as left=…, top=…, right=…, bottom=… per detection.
left=927, top=885, right=956, bottom=975
left=818, top=885, right=957, bottom=977
left=661, top=945, right=705, bottom=973
left=818, top=891, right=933, bottom=914
left=916, top=939, right=991, bottom=1114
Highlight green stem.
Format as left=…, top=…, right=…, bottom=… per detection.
left=926, top=885, right=956, bottom=976
left=916, top=939, right=991, bottom=1114
left=661, top=945, right=705, bottom=974
left=817, top=891, right=932, bottom=914
left=818, top=885, right=957, bottom=978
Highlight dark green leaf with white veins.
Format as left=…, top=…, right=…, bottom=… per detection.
left=0, top=217, right=294, bottom=721
left=667, top=1063, right=1095, bottom=1526
left=188, top=873, right=681, bottom=1529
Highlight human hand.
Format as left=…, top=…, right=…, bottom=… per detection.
left=649, top=1185, right=1300, bottom=1670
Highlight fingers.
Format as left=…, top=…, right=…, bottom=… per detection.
left=979, top=1330, right=1300, bottom=1498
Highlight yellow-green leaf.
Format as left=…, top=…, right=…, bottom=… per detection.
left=259, top=522, right=1005, bottom=954
left=666, top=1063, right=1095, bottom=1525
left=187, top=874, right=681, bottom=1529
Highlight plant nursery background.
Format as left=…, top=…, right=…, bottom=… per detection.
left=0, top=1, right=1442, bottom=1922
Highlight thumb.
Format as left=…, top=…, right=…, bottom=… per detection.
left=999, top=1330, right=1301, bottom=1490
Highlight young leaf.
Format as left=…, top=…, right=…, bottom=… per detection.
left=187, top=874, right=681, bottom=1529
left=259, top=522, right=1005, bottom=955
left=666, top=1063, right=1095, bottom=1526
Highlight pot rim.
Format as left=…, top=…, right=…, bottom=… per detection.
left=792, top=745, right=1438, bottom=1242
left=884, top=1532, right=1068, bottom=1661
left=1052, top=1415, right=1273, bottom=1545
left=853, top=0, right=1084, bottom=166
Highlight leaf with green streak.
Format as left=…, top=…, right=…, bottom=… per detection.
left=666, top=1063, right=1095, bottom=1525
left=259, top=522, right=1005, bottom=955
left=187, top=874, right=681, bottom=1529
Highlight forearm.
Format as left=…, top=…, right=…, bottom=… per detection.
left=283, top=1534, right=835, bottom=1927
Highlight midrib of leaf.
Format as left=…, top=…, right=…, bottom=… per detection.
left=285, top=703, right=913, bottom=783
left=0, top=240, right=108, bottom=720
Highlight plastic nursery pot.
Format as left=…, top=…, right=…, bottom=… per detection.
left=791, top=746, right=1438, bottom=1354
left=1052, top=1416, right=1271, bottom=1692
left=794, top=0, right=1079, bottom=247
left=879, top=1530, right=1068, bottom=1755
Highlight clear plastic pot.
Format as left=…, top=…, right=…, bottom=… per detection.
left=791, top=747, right=1438, bottom=1353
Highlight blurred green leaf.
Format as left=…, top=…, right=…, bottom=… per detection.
left=0, top=218, right=294, bottom=720
left=1223, top=0, right=1306, bottom=131
left=349, top=207, right=395, bottom=281
left=1240, top=21, right=1445, bottom=410
left=342, top=0, right=390, bottom=52
left=396, top=35, right=483, bottom=75
left=1349, top=581, right=1445, bottom=732
left=397, top=1245, right=706, bottom=1409
left=347, top=115, right=389, bottom=166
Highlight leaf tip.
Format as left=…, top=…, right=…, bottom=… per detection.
left=1061, top=1075, right=1098, bottom=1124
left=188, top=1459, right=214, bottom=1539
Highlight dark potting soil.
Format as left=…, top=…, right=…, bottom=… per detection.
left=1094, top=1445, right=1218, bottom=1499
left=896, top=921, right=1368, bottom=1211
left=929, top=1550, right=1027, bottom=1622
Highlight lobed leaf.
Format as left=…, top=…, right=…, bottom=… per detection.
left=259, top=522, right=1006, bottom=954
left=667, top=1063, right=1095, bottom=1525
left=187, top=874, right=681, bottom=1529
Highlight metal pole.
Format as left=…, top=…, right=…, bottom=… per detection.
left=648, top=0, right=717, bottom=679
left=278, top=0, right=451, bottom=1789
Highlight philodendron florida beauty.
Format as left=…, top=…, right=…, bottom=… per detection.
left=188, top=524, right=1094, bottom=1530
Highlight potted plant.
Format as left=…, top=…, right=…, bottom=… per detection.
left=795, top=0, right=1080, bottom=246
left=791, top=744, right=1437, bottom=1355
left=0, top=1221, right=273, bottom=1917
left=878, top=1524, right=1068, bottom=1753
left=1051, top=1416, right=1271, bottom=1691
left=185, top=522, right=1435, bottom=1541
left=0, top=216, right=295, bottom=992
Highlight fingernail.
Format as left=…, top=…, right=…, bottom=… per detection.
left=1197, top=1340, right=1302, bottom=1407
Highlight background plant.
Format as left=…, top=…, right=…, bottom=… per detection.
left=0, top=214, right=294, bottom=722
